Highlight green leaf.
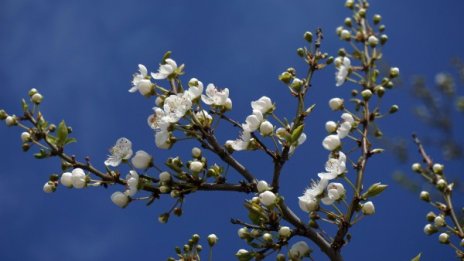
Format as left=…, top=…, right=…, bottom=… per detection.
left=161, top=51, right=172, bottom=63
left=56, top=120, right=68, bottom=147
left=290, top=124, right=304, bottom=144
left=64, top=137, right=77, bottom=145
left=34, top=149, right=48, bottom=159
left=304, top=104, right=316, bottom=116
left=362, top=182, right=388, bottom=199
left=411, top=253, right=421, bottom=261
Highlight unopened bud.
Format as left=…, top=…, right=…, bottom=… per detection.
left=389, top=67, right=400, bottom=78
left=341, top=29, right=351, bottom=41
left=436, top=179, right=447, bottom=191
left=420, top=191, right=430, bottom=202
left=412, top=163, right=422, bottom=173
left=296, top=48, right=305, bottom=57
left=389, top=105, right=399, bottom=114
left=426, top=212, right=436, bottom=222
left=191, top=147, right=202, bottom=158
left=207, top=234, right=218, bottom=247
left=5, top=115, right=17, bottom=126
left=31, top=93, right=43, bottom=104
left=344, top=17, right=352, bottom=27
left=303, top=31, right=313, bottom=42
left=262, top=233, right=273, bottom=242
left=362, top=201, right=375, bottom=215
left=424, top=224, right=437, bottom=235
left=28, top=88, right=38, bottom=97
left=329, top=98, right=344, bottom=111
left=434, top=216, right=445, bottom=227
left=361, top=89, right=373, bottom=101
left=0, top=110, right=7, bottom=120
left=279, top=72, right=293, bottom=84
left=368, top=35, right=379, bottom=47
left=432, top=163, right=444, bottom=175
left=380, top=34, right=388, bottom=45
left=279, top=226, right=292, bottom=238
left=373, top=14, right=382, bottom=24
left=438, top=233, right=450, bottom=244
left=21, top=132, right=31, bottom=142
left=345, top=0, right=354, bottom=9
left=238, top=227, right=249, bottom=239
left=158, top=213, right=169, bottom=224
left=374, top=86, right=385, bottom=97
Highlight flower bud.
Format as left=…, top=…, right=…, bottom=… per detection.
left=362, top=201, right=375, bottom=215
left=345, top=0, right=354, bottom=9
left=238, top=227, right=249, bottom=239
left=380, top=34, right=388, bottom=45
left=5, top=115, right=17, bottom=126
left=438, top=233, right=450, bottom=244
left=344, top=17, right=352, bottom=27
left=191, top=147, right=202, bottom=158
left=224, top=98, right=233, bottom=111
left=434, top=216, right=445, bottom=227
left=60, top=172, right=73, bottom=188
left=0, top=110, right=7, bottom=120
left=131, top=150, right=152, bottom=169
left=361, top=89, right=373, bottom=101
left=432, top=163, right=444, bottom=175
left=461, top=238, right=464, bottom=247
left=111, top=191, right=130, bottom=208
left=426, top=211, right=437, bottom=222
left=374, top=86, right=385, bottom=97
left=389, top=67, right=400, bottom=78
left=159, top=185, right=170, bottom=194
left=290, top=78, right=304, bottom=92
left=389, top=105, right=399, bottom=114
left=325, top=121, right=337, bottom=133
left=207, top=234, right=218, bottom=247
left=424, top=224, right=437, bottom=235
left=276, top=253, right=286, bottom=261
left=303, top=31, right=313, bottom=42
left=159, top=171, right=171, bottom=182
left=279, top=72, right=293, bottom=84
left=259, top=191, right=277, bottom=206
left=155, top=96, right=164, bottom=106
left=71, top=168, right=86, bottom=189
left=170, top=190, right=180, bottom=198
left=411, top=163, right=422, bottom=173
left=28, top=88, right=38, bottom=97
left=329, top=98, right=344, bottom=111
left=21, top=132, right=31, bottom=143
left=31, top=93, right=43, bottom=104
left=257, top=180, right=271, bottom=193
left=373, top=14, right=382, bottom=24
left=235, top=249, right=250, bottom=258
left=420, top=191, right=430, bottom=202
left=358, top=8, right=366, bottom=18
left=322, top=135, right=341, bottom=151
left=43, top=181, right=56, bottom=193
left=189, top=160, right=204, bottom=173
left=262, top=233, right=273, bottom=242
left=158, top=213, right=169, bottom=224
left=341, top=29, right=351, bottom=40
left=279, top=226, right=292, bottom=238
left=289, top=241, right=310, bottom=258
left=368, top=35, right=379, bottom=47
left=436, top=179, right=447, bottom=191
left=259, top=121, right=274, bottom=136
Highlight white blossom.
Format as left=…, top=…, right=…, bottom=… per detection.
left=257, top=180, right=271, bottom=192
left=341, top=113, right=354, bottom=124
left=195, top=110, right=213, bottom=127
left=131, top=150, right=152, bottom=169
left=189, top=160, right=204, bottom=173
left=337, top=121, right=352, bottom=139
left=201, top=84, right=230, bottom=106
left=147, top=107, right=169, bottom=131
left=318, top=151, right=347, bottom=180
left=362, top=201, right=375, bottom=215
left=226, top=131, right=252, bottom=151
left=124, top=170, right=139, bottom=196
left=186, top=78, right=204, bottom=101
left=71, top=168, right=86, bottom=189
left=163, top=93, right=192, bottom=123
left=259, top=120, right=273, bottom=136
left=151, top=58, right=177, bottom=80
left=335, top=56, right=351, bottom=87
left=104, top=138, right=133, bottom=167
left=43, top=181, right=55, bottom=193
left=322, top=134, right=341, bottom=151
left=298, top=193, right=318, bottom=213
left=60, top=172, right=73, bottom=188
left=129, top=64, right=153, bottom=95
left=321, top=182, right=345, bottom=205
left=242, top=110, right=263, bottom=132
left=111, top=191, right=130, bottom=208
left=155, top=130, right=172, bottom=149
left=329, top=98, right=344, bottom=111
left=251, top=96, right=274, bottom=114
left=289, top=241, right=310, bottom=258
left=259, top=191, right=276, bottom=206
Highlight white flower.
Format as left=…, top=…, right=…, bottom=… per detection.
left=163, top=93, right=192, bottom=123
left=325, top=121, right=337, bottom=133
left=321, top=182, right=345, bottom=205
left=337, top=121, right=352, bottom=139
left=111, top=191, right=130, bottom=208
left=303, top=178, right=329, bottom=198
left=71, top=168, right=86, bottom=189
left=186, top=78, right=204, bottom=101
left=322, top=134, right=341, bottom=151
left=129, top=64, right=153, bottom=95
left=289, top=241, right=310, bottom=258
left=159, top=171, right=171, bottom=182
left=318, top=151, right=347, bottom=180
left=131, top=150, right=152, bottom=169
left=189, top=160, right=204, bottom=173
left=298, top=193, right=318, bottom=213
left=278, top=226, right=292, bottom=238
left=147, top=107, right=169, bottom=131
left=195, top=110, right=213, bottom=127
left=251, top=96, right=274, bottom=114
left=335, top=57, right=351, bottom=87
left=242, top=110, right=263, bottom=132
left=155, top=130, right=172, bottom=149
left=257, top=180, right=271, bottom=192
left=60, top=172, right=73, bottom=188
left=151, top=58, right=177, bottom=80
left=259, top=120, right=273, bottom=136
left=259, top=191, right=276, bottom=206
left=43, top=181, right=55, bottom=193
left=21, top=132, right=31, bottom=142
left=124, top=170, right=139, bottom=196
left=362, top=201, right=375, bottom=215
left=227, top=131, right=252, bottom=151
left=329, top=98, right=344, bottom=111
left=289, top=132, right=307, bottom=155
left=201, top=84, right=230, bottom=106
left=104, top=138, right=133, bottom=167
left=341, top=113, right=354, bottom=124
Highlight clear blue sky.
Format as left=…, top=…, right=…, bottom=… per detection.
left=0, top=0, right=463, bottom=260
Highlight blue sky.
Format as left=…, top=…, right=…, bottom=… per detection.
left=0, top=0, right=463, bottom=260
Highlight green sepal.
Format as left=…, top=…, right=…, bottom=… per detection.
left=290, top=124, right=304, bottom=144
left=56, top=120, right=69, bottom=147
left=161, top=51, right=172, bottom=63
left=411, top=253, right=421, bottom=261
left=362, top=182, right=388, bottom=199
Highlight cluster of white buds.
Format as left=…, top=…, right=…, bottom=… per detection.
left=60, top=168, right=87, bottom=189
left=322, top=113, right=354, bottom=151
left=131, top=150, right=152, bottom=169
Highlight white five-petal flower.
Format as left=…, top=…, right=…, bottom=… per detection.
left=335, top=56, right=351, bottom=87
left=124, top=170, right=139, bottom=196
left=163, top=93, right=193, bottom=123
left=242, top=110, right=264, bottom=132
left=318, top=151, right=347, bottom=180
left=186, top=78, right=204, bottom=101
left=129, top=64, right=153, bottom=95
left=104, top=138, right=134, bottom=167
left=201, top=84, right=230, bottom=106
left=226, top=131, right=252, bottom=151
left=251, top=96, right=274, bottom=114
left=151, top=58, right=178, bottom=80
